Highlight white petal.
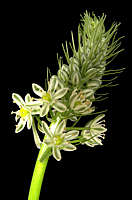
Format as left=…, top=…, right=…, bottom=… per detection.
left=87, top=80, right=101, bottom=89
left=32, top=83, right=45, bottom=97
left=52, top=146, right=61, bottom=161
left=79, top=107, right=95, bottom=115
left=15, top=118, right=26, bottom=133
left=25, top=93, right=32, bottom=103
left=53, top=101, right=67, bottom=112
left=92, top=114, right=105, bottom=125
left=53, top=88, right=68, bottom=100
left=12, top=93, right=25, bottom=106
left=54, top=120, right=66, bottom=135
left=69, top=92, right=78, bottom=109
left=31, top=107, right=40, bottom=115
left=26, top=101, right=42, bottom=107
left=64, top=130, right=79, bottom=140
left=40, top=104, right=49, bottom=117
left=42, top=121, right=52, bottom=137
left=49, top=76, right=58, bottom=93
left=74, top=104, right=87, bottom=111
left=27, top=114, right=32, bottom=129
left=62, top=143, right=77, bottom=151
left=82, top=89, right=94, bottom=98
left=92, top=126, right=107, bottom=134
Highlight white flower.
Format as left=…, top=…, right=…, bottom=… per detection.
left=32, top=76, right=68, bottom=117
left=38, top=120, right=79, bottom=161
left=81, top=114, right=107, bottom=147
left=12, top=93, right=40, bottom=133
left=69, top=88, right=95, bottom=115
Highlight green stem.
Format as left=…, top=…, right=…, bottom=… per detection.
left=28, top=117, right=61, bottom=200
left=28, top=143, right=49, bottom=200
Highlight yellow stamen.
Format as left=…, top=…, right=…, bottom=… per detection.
left=19, top=107, right=29, bottom=118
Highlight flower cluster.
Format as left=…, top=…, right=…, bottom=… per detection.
left=38, top=119, right=79, bottom=161
left=11, top=11, right=123, bottom=161
left=81, top=114, right=107, bottom=147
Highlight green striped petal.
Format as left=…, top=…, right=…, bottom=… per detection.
left=91, top=114, right=105, bottom=125
left=27, top=114, right=32, bottom=129
left=49, top=75, right=58, bottom=93
left=25, top=93, right=32, bottom=103
left=53, top=88, right=68, bottom=100
left=15, top=118, right=26, bottom=133
left=64, top=130, right=79, bottom=140
left=12, top=93, right=25, bottom=106
left=62, top=143, right=77, bottom=151
left=41, top=121, right=52, bottom=138
left=52, top=146, right=61, bottom=161
left=54, top=120, right=66, bottom=135
left=40, top=104, right=49, bottom=117
left=32, top=83, right=45, bottom=97
left=53, top=101, right=67, bottom=112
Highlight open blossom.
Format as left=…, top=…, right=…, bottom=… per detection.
left=81, top=114, right=107, bottom=147
left=38, top=120, right=79, bottom=161
left=12, top=93, right=40, bottom=133
left=32, top=76, right=68, bottom=117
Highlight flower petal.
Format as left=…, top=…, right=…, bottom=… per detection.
left=27, top=114, right=32, bottom=129
left=15, top=118, right=26, bottom=133
left=91, top=126, right=107, bottom=134
left=41, top=121, right=52, bottom=138
left=31, top=107, right=40, bottom=115
left=91, top=114, right=105, bottom=125
left=54, top=120, right=66, bottom=135
left=26, top=101, right=42, bottom=107
left=12, top=93, right=25, bottom=106
left=74, top=104, right=87, bottom=112
left=79, top=107, right=95, bottom=115
left=52, top=101, right=67, bottom=112
left=40, top=104, right=49, bottom=117
left=25, top=93, right=32, bottom=103
left=62, top=143, right=77, bottom=151
left=49, top=76, right=58, bottom=93
left=69, top=91, right=78, bottom=109
left=82, top=88, right=94, bottom=98
left=52, top=146, right=61, bottom=161
left=53, top=88, right=68, bottom=100
left=32, top=83, right=45, bottom=97
left=64, top=130, right=79, bottom=140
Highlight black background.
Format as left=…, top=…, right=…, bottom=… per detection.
left=6, top=2, right=130, bottom=200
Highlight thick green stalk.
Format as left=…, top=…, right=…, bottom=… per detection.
left=28, top=117, right=61, bottom=200
left=28, top=142, right=49, bottom=200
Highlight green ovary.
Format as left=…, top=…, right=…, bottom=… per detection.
left=54, top=135, right=64, bottom=146
left=42, top=92, right=51, bottom=102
